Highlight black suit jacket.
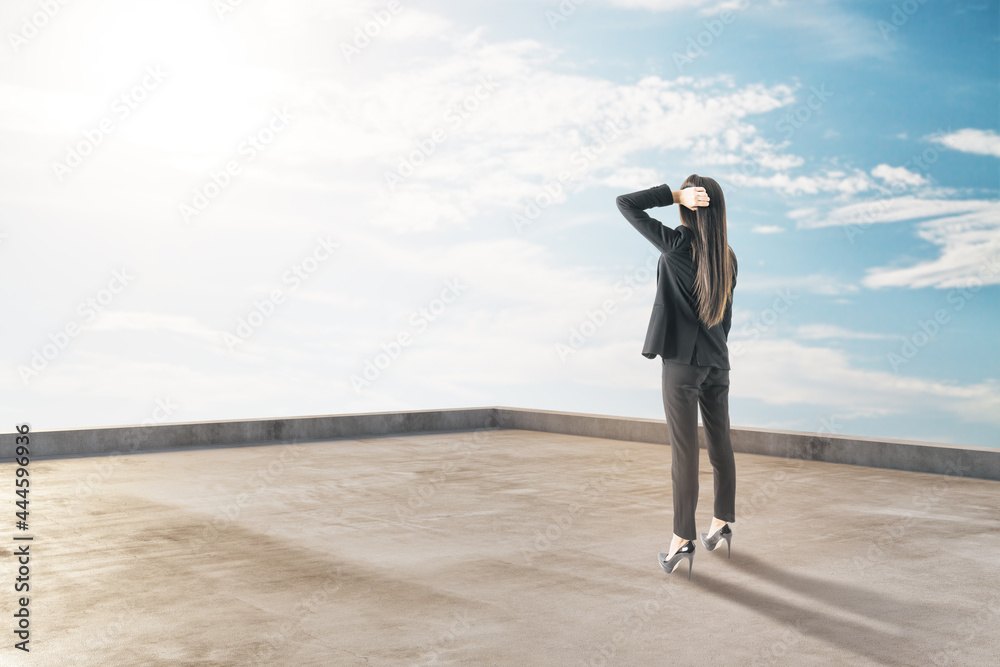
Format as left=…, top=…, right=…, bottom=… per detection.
left=616, top=184, right=737, bottom=370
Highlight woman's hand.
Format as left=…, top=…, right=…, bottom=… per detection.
left=676, top=186, right=710, bottom=210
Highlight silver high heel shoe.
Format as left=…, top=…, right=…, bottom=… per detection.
left=700, top=523, right=732, bottom=558
left=658, top=540, right=695, bottom=580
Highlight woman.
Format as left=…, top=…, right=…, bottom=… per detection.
left=615, top=175, right=737, bottom=580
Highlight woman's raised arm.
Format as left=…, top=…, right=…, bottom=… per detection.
left=616, top=184, right=708, bottom=253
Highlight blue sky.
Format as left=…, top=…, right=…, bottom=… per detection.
left=1, top=0, right=998, bottom=447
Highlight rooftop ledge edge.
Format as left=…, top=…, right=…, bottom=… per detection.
left=1, top=406, right=996, bottom=481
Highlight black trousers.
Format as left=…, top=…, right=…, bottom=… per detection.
left=661, top=358, right=736, bottom=540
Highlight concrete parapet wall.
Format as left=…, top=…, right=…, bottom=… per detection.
left=2, top=406, right=996, bottom=481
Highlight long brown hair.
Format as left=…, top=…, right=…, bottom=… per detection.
left=678, top=174, right=736, bottom=329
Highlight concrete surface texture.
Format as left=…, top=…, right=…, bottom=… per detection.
left=3, top=428, right=999, bottom=666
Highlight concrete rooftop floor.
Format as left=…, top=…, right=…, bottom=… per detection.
left=5, top=427, right=999, bottom=666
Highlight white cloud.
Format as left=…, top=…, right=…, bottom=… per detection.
left=734, top=273, right=858, bottom=295
left=870, top=163, right=927, bottom=189
left=786, top=207, right=816, bottom=220
left=604, top=0, right=814, bottom=21
left=797, top=196, right=994, bottom=229
left=862, top=204, right=1000, bottom=289
left=788, top=194, right=1000, bottom=290
left=88, top=311, right=221, bottom=342
left=0, top=12, right=803, bottom=237
left=599, top=166, right=663, bottom=190
left=379, top=9, right=455, bottom=41
left=729, top=168, right=875, bottom=197
left=793, top=324, right=894, bottom=340
left=929, top=128, right=1000, bottom=158
left=604, top=0, right=718, bottom=12
left=751, top=225, right=783, bottom=234
left=729, top=339, right=1000, bottom=427
left=258, top=43, right=800, bottom=232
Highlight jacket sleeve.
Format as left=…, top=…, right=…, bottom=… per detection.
left=615, top=184, right=684, bottom=253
